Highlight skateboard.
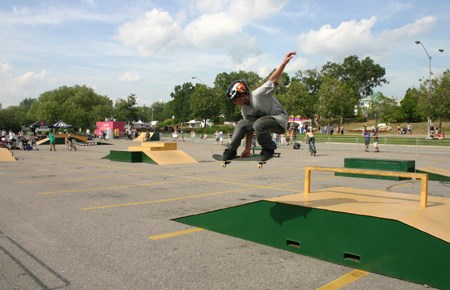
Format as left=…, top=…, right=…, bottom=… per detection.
left=212, top=153, right=280, bottom=168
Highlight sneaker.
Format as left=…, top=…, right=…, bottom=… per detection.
left=222, top=149, right=237, bottom=161
left=260, top=149, right=275, bottom=161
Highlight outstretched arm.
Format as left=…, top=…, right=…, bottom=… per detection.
left=269, top=52, right=296, bottom=84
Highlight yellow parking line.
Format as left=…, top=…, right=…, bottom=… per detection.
left=317, top=269, right=369, bottom=290
left=38, top=179, right=194, bottom=195
left=80, top=187, right=256, bottom=211
left=149, top=228, right=205, bottom=240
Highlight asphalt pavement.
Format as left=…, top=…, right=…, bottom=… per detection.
left=1, top=137, right=449, bottom=289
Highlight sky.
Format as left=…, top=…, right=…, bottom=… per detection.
left=1, top=0, right=449, bottom=108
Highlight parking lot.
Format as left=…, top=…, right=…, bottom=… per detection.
left=1, top=138, right=449, bottom=289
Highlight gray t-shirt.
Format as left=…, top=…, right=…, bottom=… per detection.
left=241, top=80, right=288, bottom=130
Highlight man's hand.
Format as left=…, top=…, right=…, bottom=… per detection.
left=240, top=148, right=251, bottom=157
left=283, top=52, right=297, bottom=65
left=269, top=51, right=297, bottom=83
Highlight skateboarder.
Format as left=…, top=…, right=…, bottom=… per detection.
left=306, top=129, right=316, bottom=156
left=222, top=51, right=297, bottom=161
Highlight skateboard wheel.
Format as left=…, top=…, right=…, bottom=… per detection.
left=222, top=163, right=227, bottom=168
left=257, top=164, right=263, bottom=169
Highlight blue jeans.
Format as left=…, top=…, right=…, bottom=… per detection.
left=227, top=116, right=285, bottom=151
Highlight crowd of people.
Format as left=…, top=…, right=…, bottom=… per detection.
left=1, top=129, right=38, bottom=150
left=1, top=120, right=446, bottom=155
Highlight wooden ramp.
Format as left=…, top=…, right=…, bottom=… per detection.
left=107, top=142, right=197, bottom=165
left=175, top=166, right=450, bottom=289
left=142, top=150, right=197, bottom=165
left=0, top=148, right=15, bottom=162
left=176, top=188, right=450, bottom=289
left=416, top=166, right=450, bottom=182
left=269, top=187, right=450, bottom=243
left=36, top=138, right=49, bottom=145
left=133, top=132, right=148, bottom=142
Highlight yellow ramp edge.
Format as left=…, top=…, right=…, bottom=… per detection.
left=417, top=166, right=450, bottom=177
left=143, top=150, right=197, bottom=165
left=133, top=132, right=148, bottom=142
left=129, top=142, right=177, bottom=152
left=0, top=148, right=16, bottom=162
left=140, top=142, right=177, bottom=150
left=268, top=187, right=450, bottom=243
left=36, top=137, right=49, bottom=145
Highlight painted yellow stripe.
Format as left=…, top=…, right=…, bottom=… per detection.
left=38, top=179, right=194, bottom=195
left=149, top=228, right=205, bottom=240
left=317, top=269, right=369, bottom=290
left=80, top=187, right=256, bottom=211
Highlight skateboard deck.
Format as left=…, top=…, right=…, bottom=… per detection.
left=212, top=153, right=280, bottom=168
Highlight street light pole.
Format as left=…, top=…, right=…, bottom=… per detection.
left=191, top=76, right=206, bottom=85
left=414, top=40, right=444, bottom=137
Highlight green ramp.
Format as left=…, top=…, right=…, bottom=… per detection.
left=175, top=200, right=449, bottom=289
left=336, top=158, right=415, bottom=180
left=416, top=167, right=450, bottom=182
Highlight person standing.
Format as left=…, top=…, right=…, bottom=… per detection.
left=362, top=126, right=371, bottom=152
left=49, top=131, right=56, bottom=151
left=306, top=129, right=316, bottom=156
left=372, top=129, right=379, bottom=152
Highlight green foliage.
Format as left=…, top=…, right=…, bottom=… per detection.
left=169, top=82, right=195, bottom=123
left=0, top=105, right=27, bottom=132
left=114, top=94, right=138, bottom=122
left=400, top=88, right=423, bottom=122
left=189, top=84, right=221, bottom=127
left=317, top=76, right=355, bottom=124
left=322, top=55, right=388, bottom=100
left=417, top=69, right=450, bottom=130
left=26, top=85, right=112, bottom=129
left=278, top=79, right=315, bottom=118
left=366, top=92, right=398, bottom=125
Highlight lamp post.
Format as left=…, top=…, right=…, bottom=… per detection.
left=414, top=40, right=444, bottom=137
left=191, top=76, right=206, bottom=85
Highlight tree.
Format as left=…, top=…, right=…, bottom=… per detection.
left=151, top=101, right=168, bottom=121
left=367, top=92, right=398, bottom=126
left=294, top=68, right=323, bottom=96
left=278, top=79, right=315, bottom=119
left=169, top=83, right=194, bottom=123
left=0, top=106, right=27, bottom=132
left=400, top=88, right=423, bottom=122
left=317, top=77, right=355, bottom=129
left=419, top=69, right=450, bottom=131
left=189, top=84, right=221, bottom=127
left=321, top=55, right=388, bottom=101
left=114, top=94, right=138, bottom=122
left=27, top=85, right=113, bottom=129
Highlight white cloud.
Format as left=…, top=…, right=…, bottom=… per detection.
left=115, top=9, right=181, bottom=56
left=298, top=17, right=378, bottom=59
left=0, top=61, right=53, bottom=106
left=0, top=4, right=117, bottom=26
left=297, top=16, right=438, bottom=61
left=119, top=71, right=141, bottom=82
left=114, top=0, right=288, bottom=62
left=380, top=16, right=437, bottom=40
left=184, top=12, right=241, bottom=48
left=0, top=61, right=12, bottom=74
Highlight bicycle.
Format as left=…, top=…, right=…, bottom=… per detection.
left=67, top=140, right=77, bottom=151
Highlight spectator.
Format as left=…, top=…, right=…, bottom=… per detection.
left=49, top=131, right=56, bottom=151
left=362, top=126, right=371, bottom=152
